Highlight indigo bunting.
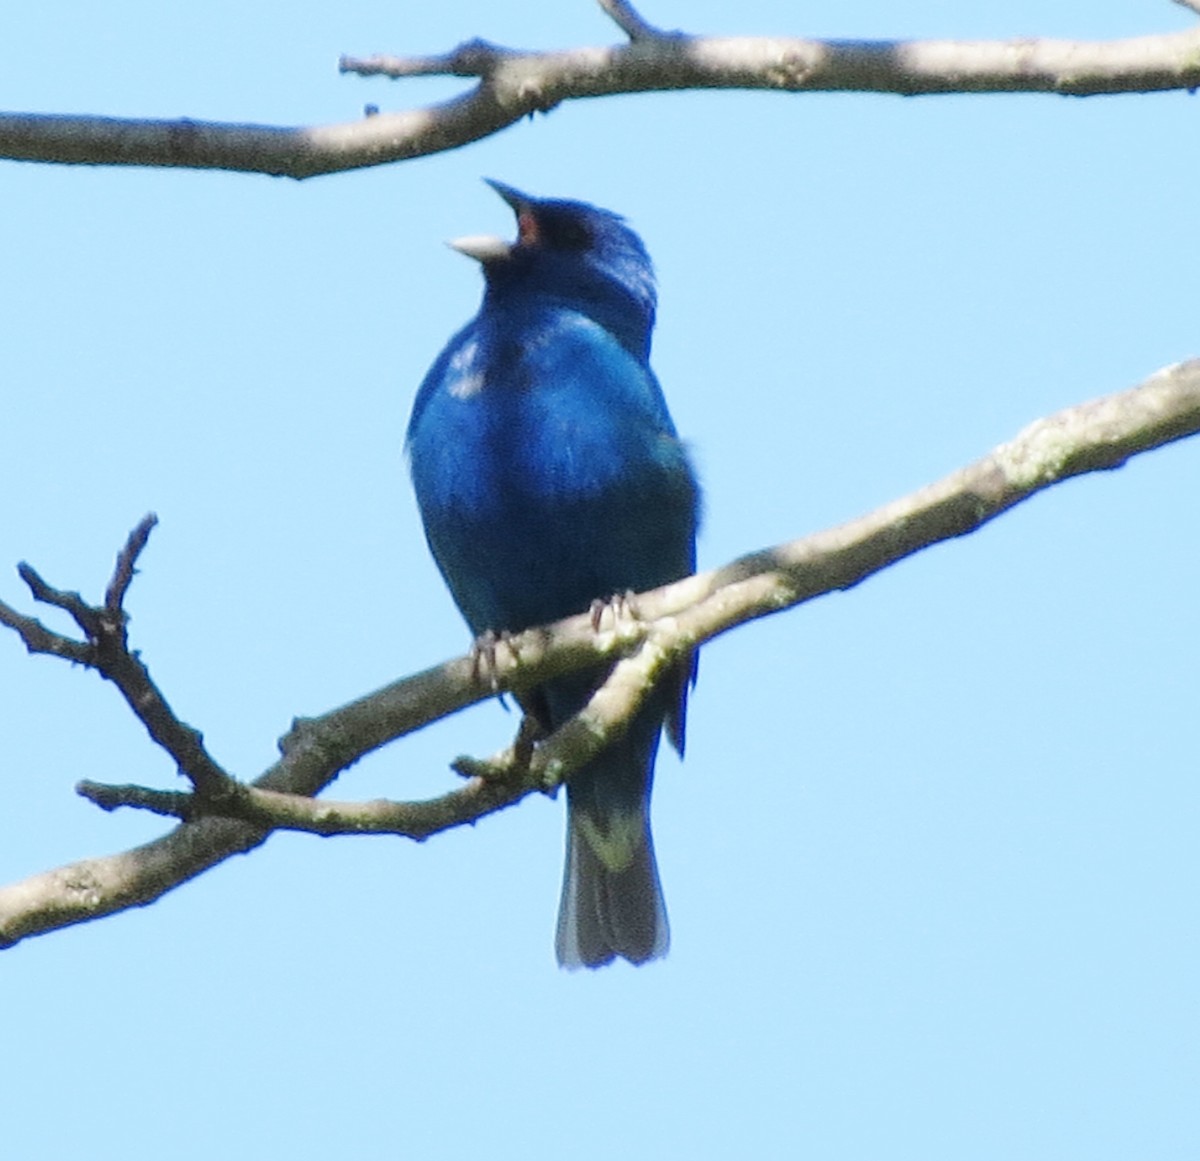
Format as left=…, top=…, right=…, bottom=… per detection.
left=407, top=182, right=699, bottom=968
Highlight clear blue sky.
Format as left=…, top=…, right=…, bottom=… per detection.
left=2, top=2, right=1197, bottom=1157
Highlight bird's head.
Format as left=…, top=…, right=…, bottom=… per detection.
left=451, top=180, right=658, bottom=358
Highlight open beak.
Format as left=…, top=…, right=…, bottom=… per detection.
left=447, top=179, right=538, bottom=263
left=482, top=178, right=533, bottom=214
left=447, top=234, right=512, bottom=263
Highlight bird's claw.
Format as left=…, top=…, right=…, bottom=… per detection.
left=589, top=589, right=640, bottom=633
left=470, top=628, right=516, bottom=692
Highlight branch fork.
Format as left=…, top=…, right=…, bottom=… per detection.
left=0, top=514, right=239, bottom=804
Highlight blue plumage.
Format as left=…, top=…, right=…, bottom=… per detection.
left=407, top=182, right=699, bottom=968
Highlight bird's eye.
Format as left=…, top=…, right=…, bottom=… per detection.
left=549, top=219, right=591, bottom=251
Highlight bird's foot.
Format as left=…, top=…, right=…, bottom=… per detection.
left=470, top=628, right=516, bottom=693
left=589, top=589, right=640, bottom=634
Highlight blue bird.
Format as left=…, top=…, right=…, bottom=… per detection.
left=407, top=182, right=700, bottom=968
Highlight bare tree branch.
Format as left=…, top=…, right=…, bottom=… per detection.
left=104, top=515, right=155, bottom=614
left=598, top=0, right=675, bottom=42
left=4, top=515, right=239, bottom=803
left=0, top=601, right=91, bottom=663
left=1, top=357, right=1197, bottom=947
left=2, top=13, right=1199, bottom=178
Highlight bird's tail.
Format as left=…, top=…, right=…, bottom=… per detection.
left=555, top=778, right=669, bottom=969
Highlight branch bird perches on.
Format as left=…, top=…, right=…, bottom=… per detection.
left=2, top=358, right=1199, bottom=948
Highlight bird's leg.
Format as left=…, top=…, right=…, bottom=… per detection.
left=513, top=710, right=548, bottom=772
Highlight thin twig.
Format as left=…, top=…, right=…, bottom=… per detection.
left=598, top=0, right=671, bottom=42
left=78, top=781, right=197, bottom=820
left=0, top=601, right=91, bottom=663
left=16, top=564, right=101, bottom=640
left=105, top=514, right=158, bottom=615
left=337, top=38, right=518, bottom=79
